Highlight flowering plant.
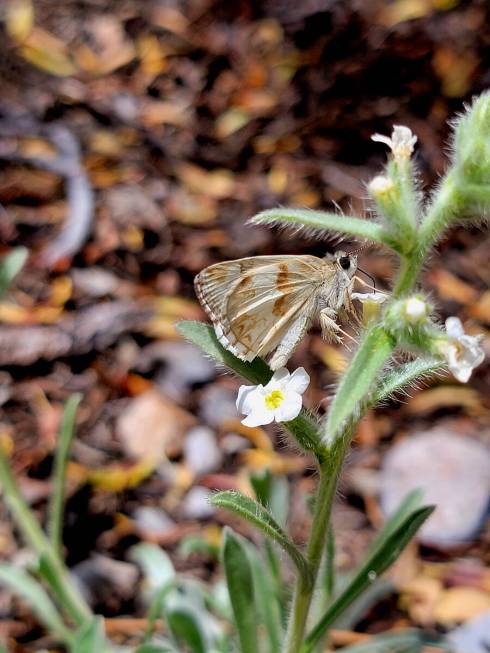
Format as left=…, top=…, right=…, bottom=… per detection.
left=179, top=94, right=489, bottom=653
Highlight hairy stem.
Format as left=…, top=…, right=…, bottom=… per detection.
left=283, top=438, right=348, bottom=653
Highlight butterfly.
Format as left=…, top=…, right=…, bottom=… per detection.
left=194, top=251, right=361, bottom=371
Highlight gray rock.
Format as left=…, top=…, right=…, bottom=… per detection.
left=182, top=486, right=215, bottom=520
left=184, top=426, right=223, bottom=476
left=447, top=611, right=490, bottom=653
left=381, top=428, right=490, bottom=548
left=199, top=385, right=238, bottom=428
left=132, top=506, right=175, bottom=538
left=137, top=341, right=215, bottom=401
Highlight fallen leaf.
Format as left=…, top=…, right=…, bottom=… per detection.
left=405, top=386, right=483, bottom=416
left=117, top=389, right=195, bottom=462
left=5, top=0, right=34, bottom=42
left=435, top=587, right=490, bottom=625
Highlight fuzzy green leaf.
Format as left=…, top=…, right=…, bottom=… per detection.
left=49, top=393, right=82, bottom=558
left=325, top=327, right=394, bottom=442
left=0, top=247, right=28, bottom=298
left=335, top=629, right=426, bottom=653
left=222, top=528, right=258, bottom=653
left=244, top=541, right=283, bottom=653
left=72, top=617, right=106, bottom=653
left=250, top=209, right=395, bottom=248
left=176, top=321, right=325, bottom=459
left=212, top=491, right=310, bottom=583
left=0, top=564, right=72, bottom=645
left=166, top=606, right=208, bottom=653
left=302, top=501, right=434, bottom=652
left=371, top=358, right=444, bottom=405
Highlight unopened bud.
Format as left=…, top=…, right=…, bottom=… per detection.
left=404, top=297, right=429, bottom=322
left=369, top=175, right=394, bottom=197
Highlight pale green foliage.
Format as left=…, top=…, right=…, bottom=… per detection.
left=0, top=95, right=489, bottom=653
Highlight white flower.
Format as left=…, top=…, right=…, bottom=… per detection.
left=351, top=291, right=388, bottom=304
left=404, top=297, right=428, bottom=322
left=372, top=125, right=417, bottom=162
left=439, top=317, right=484, bottom=383
left=352, top=291, right=389, bottom=323
left=368, top=175, right=394, bottom=197
left=236, top=367, right=310, bottom=427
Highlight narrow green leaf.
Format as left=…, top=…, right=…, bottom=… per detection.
left=371, top=358, right=444, bottom=405
left=250, top=209, right=395, bottom=249
left=335, top=628, right=425, bottom=653
left=72, top=617, right=106, bottom=653
left=176, top=321, right=325, bottom=459
left=222, top=528, right=258, bottom=653
left=0, top=564, right=72, bottom=645
left=325, top=327, right=394, bottom=442
left=130, top=542, right=176, bottom=592
left=0, top=247, right=28, bottom=297
left=212, top=491, right=311, bottom=583
left=135, top=645, right=176, bottom=653
left=245, top=541, right=283, bottom=653
left=302, top=504, right=434, bottom=653
left=366, top=489, right=425, bottom=556
left=166, top=605, right=208, bottom=653
left=49, top=393, right=82, bottom=559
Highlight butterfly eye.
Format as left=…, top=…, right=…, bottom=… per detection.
left=339, top=256, right=351, bottom=270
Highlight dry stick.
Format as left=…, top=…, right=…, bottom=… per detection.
left=0, top=118, right=94, bottom=266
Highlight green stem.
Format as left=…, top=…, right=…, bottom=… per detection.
left=283, top=438, right=348, bottom=653
left=0, top=441, right=92, bottom=626
left=49, top=394, right=81, bottom=559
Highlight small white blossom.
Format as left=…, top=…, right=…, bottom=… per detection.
left=236, top=367, right=310, bottom=427
left=372, top=125, right=417, bottom=162
left=368, top=175, right=394, bottom=197
left=352, top=291, right=388, bottom=323
left=404, top=297, right=429, bottom=322
left=439, top=317, right=484, bottom=383
left=351, top=291, right=388, bottom=304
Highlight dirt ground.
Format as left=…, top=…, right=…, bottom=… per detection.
left=0, top=1, right=489, bottom=650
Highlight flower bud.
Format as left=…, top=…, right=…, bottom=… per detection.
left=369, top=175, right=395, bottom=198
left=403, top=296, right=429, bottom=323
left=384, top=295, right=433, bottom=348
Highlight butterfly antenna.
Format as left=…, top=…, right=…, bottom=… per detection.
left=356, top=266, right=376, bottom=291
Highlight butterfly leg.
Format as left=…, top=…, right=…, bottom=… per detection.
left=319, top=307, right=343, bottom=343
left=320, top=307, right=358, bottom=347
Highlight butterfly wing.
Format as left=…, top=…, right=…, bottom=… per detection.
left=194, top=255, right=327, bottom=366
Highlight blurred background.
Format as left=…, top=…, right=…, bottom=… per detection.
left=0, top=0, right=489, bottom=650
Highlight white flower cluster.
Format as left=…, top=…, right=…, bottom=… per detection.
left=440, top=317, right=484, bottom=383
left=372, top=125, right=417, bottom=162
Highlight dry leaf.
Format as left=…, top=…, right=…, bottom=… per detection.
left=405, top=386, right=483, bottom=416
left=434, top=587, right=490, bottom=625
left=117, top=389, right=195, bottom=462
left=5, top=0, right=34, bottom=42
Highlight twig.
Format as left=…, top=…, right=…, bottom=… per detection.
left=0, top=114, right=94, bottom=266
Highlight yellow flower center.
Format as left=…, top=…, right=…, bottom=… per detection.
left=264, top=389, right=285, bottom=410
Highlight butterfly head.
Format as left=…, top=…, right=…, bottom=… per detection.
left=333, top=251, right=358, bottom=278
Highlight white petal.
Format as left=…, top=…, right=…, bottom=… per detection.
left=449, top=362, right=472, bottom=384
left=236, top=384, right=263, bottom=415
left=274, top=392, right=302, bottom=422
left=351, top=291, right=388, bottom=304
left=287, top=367, right=310, bottom=395
left=266, top=367, right=290, bottom=390
left=445, top=317, right=464, bottom=339
left=392, top=125, right=417, bottom=147
left=242, top=407, right=274, bottom=427
left=371, top=134, right=393, bottom=148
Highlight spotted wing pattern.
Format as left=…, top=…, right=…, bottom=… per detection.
left=194, top=255, right=331, bottom=367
